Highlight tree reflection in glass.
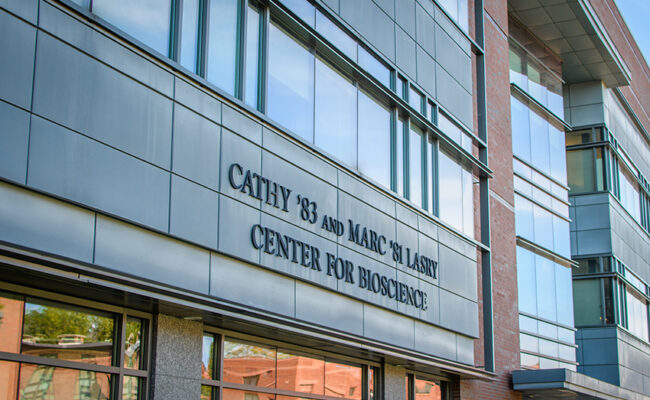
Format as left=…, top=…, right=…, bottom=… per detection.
left=21, top=299, right=114, bottom=366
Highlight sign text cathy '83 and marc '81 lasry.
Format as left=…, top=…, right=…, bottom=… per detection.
left=228, top=162, right=438, bottom=311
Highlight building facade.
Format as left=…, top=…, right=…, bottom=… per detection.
left=0, top=0, right=647, bottom=400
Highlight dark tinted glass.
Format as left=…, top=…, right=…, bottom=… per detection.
left=223, top=339, right=276, bottom=388
left=277, top=351, right=324, bottom=394
left=22, top=299, right=114, bottom=366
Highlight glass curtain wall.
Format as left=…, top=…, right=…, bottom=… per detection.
left=572, top=257, right=650, bottom=344
left=201, top=334, right=380, bottom=400
left=510, top=40, right=575, bottom=370
left=71, top=0, right=477, bottom=239
left=0, top=291, right=149, bottom=400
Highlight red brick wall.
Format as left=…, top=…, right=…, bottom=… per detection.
left=457, top=0, right=522, bottom=398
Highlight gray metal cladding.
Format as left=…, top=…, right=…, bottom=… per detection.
left=0, top=9, right=36, bottom=109
left=0, top=0, right=482, bottom=363
left=172, top=104, right=221, bottom=190
left=95, top=215, right=211, bottom=294
left=32, top=32, right=173, bottom=169
left=0, top=101, right=29, bottom=184
left=27, top=115, right=171, bottom=232
left=170, top=174, right=220, bottom=249
left=0, top=182, right=95, bottom=262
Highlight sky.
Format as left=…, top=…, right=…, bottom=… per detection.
left=613, top=0, right=650, bottom=66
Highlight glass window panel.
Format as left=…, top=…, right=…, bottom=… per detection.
left=438, top=112, right=462, bottom=148
left=552, top=216, right=570, bottom=258
left=529, top=110, right=550, bottom=174
left=315, top=11, right=356, bottom=60
left=520, top=353, right=540, bottom=369
left=21, top=299, right=114, bottom=365
left=438, top=150, right=463, bottom=231
left=514, top=176, right=533, bottom=197
left=201, top=385, right=213, bottom=400
left=555, top=263, right=574, bottom=326
left=457, top=0, right=468, bottom=31
left=396, top=118, right=405, bottom=197
left=513, top=159, right=532, bottom=180
left=398, top=77, right=407, bottom=99
left=438, top=0, right=458, bottom=22
left=532, top=187, right=552, bottom=208
left=537, top=321, right=557, bottom=339
left=517, top=246, right=537, bottom=315
left=18, top=363, right=112, bottom=399
left=531, top=170, right=551, bottom=191
left=539, top=357, right=559, bottom=369
left=558, top=328, right=574, bottom=344
left=124, top=317, right=143, bottom=369
left=536, top=255, right=557, bottom=321
left=539, top=338, right=558, bottom=358
left=223, top=339, right=276, bottom=388
left=559, top=345, right=576, bottom=362
left=415, top=377, right=442, bottom=399
left=245, top=5, right=262, bottom=108
left=281, top=0, right=315, bottom=27
left=618, top=164, right=641, bottom=222
left=224, top=389, right=276, bottom=400
left=0, top=293, right=23, bottom=353
left=509, top=48, right=528, bottom=90
left=314, top=58, right=357, bottom=167
left=358, top=46, right=391, bottom=88
left=527, top=63, right=546, bottom=106
left=462, top=168, right=474, bottom=237
left=122, top=375, right=141, bottom=400
left=626, top=288, right=649, bottom=342
left=520, top=333, right=538, bottom=353
left=567, top=149, right=595, bottom=194
left=427, top=138, right=435, bottom=214
left=519, top=315, right=537, bottom=333
left=277, top=351, right=325, bottom=394
left=202, top=334, right=215, bottom=380
left=548, top=124, right=566, bottom=184
left=324, top=361, right=362, bottom=400
left=180, top=0, right=200, bottom=72
left=358, top=91, right=391, bottom=188
left=408, top=125, right=424, bottom=208
left=533, top=205, right=553, bottom=250
left=369, top=368, right=376, bottom=400
left=573, top=279, right=603, bottom=326
left=268, top=23, right=315, bottom=142
left=514, top=195, right=534, bottom=241
left=93, top=0, right=171, bottom=56
left=0, top=360, right=19, bottom=400
left=511, top=97, right=531, bottom=162
left=70, top=0, right=91, bottom=8
left=206, top=0, right=239, bottom=95
left=409, top=86, right=423, bottom=113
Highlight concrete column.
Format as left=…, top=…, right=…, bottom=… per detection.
left=150, top=314, right=203, bottom=400
left=383, top=363, right=407, bottom=400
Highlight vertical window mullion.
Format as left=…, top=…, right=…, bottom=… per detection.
left=405, top=118, right=411, bottom=200
left=421, top=130, right=427, bottom=209
left=260, top=7, right=270, bottom=113
left=171, top=0, right=182, bottom=61
left=235, top=0, right=243, bottom=100
left=200, top=0, right=211, bottom=78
